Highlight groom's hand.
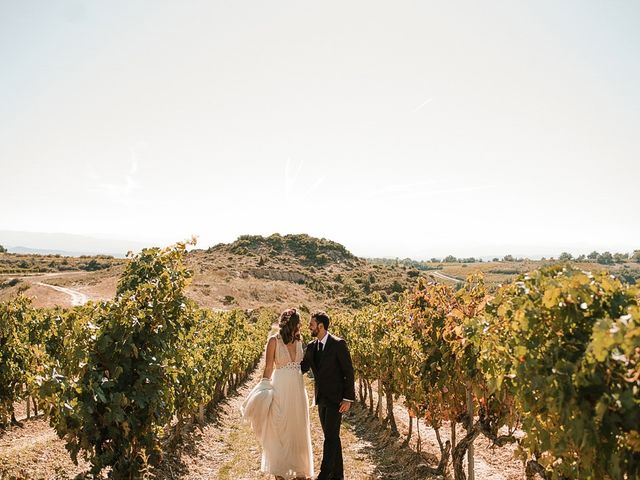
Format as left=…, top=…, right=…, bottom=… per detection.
left=339, top=400, right=352, bottom=413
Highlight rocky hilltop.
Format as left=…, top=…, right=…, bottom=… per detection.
left=186, top=233, right=417, bottom=311
left=208, top=234, right=357, bottom=266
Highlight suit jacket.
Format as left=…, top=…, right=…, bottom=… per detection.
left=301, top=333, right=355, bottom=406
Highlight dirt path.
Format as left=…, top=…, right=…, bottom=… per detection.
left=430, top=271, right=463, bottom=283
left=34, top=282, right=89, bottom=306
left=157, top=358, right=389, bottom=479
left=0, top=271, right=101, bottom=308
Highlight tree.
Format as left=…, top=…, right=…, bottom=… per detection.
left=443, top=255, right=458, bottom=263
left=0, top=245, right=6, bottom=253
left=597, top=251, right=614, bottom=265
left=503, top=254, right=514, bottom=262
left=632, top=250, right=640, bottom=263
left=390, top=280, right=404, bottom=293
left=82, top=259, right=103, bottom=271
left=587, top=250, right=599, bottom=261
left=559, top=252, right=573, bottom=261
left=613, top=252, right=629, bottom=264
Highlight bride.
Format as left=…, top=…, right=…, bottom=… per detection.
left=241, top=308, right=314, bottom=480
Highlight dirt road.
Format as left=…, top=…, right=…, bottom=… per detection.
left=34, top=282, right=89, bottom=306
left=430, top=270, right=463, bottom=283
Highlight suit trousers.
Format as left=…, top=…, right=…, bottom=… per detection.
left=317, top=400, right=344, bottom=480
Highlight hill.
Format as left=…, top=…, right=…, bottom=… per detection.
left=209, top=233, right=355, bottom=266
left=188, top=233, right=418, bottom=311
left=0, top=234, right=421, bottom=312
left=2, top=233, right=639, bottom=312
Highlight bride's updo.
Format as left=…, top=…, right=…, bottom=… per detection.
left=279, top=308, right=301, bottom=344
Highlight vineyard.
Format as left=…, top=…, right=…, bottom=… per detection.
left=0, top=241, right=272, bottom=478
left=1, top=242, right=639, bottom=479
left=332, top=266, right=640, bottom=480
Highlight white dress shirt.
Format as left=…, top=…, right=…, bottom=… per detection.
left=317, top=331, right=329, bottom=349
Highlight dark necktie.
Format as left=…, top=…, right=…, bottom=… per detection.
left=314, top=340, right=323, bottom=365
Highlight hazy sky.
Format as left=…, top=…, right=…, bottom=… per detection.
left=1, top=1, right=639, bottom=258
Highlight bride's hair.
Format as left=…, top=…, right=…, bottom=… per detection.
left=279, top=308, right=301, bottom=344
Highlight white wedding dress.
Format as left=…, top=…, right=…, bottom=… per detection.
left=241, top=335, right=314, bottom=479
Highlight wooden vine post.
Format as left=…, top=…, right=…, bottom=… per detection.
left=377, top=377, right=383, bottom=421
left=466, top=385, right=475, bottom=480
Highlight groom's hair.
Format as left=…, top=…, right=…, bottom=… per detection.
left=311, top=311, right=330, bottom=330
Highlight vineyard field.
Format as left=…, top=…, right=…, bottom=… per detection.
left=0, top=238, right=638, bottom=479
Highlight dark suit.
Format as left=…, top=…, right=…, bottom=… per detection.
left=301, top=333, right=355, bottom=480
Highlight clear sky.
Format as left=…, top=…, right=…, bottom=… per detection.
left=1, top=1, right=639, bottom=259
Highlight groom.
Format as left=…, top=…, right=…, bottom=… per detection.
left=301, top=311, right=355, bottom=480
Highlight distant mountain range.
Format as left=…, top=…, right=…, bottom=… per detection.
left=0, top=230, right=151, bottom=257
